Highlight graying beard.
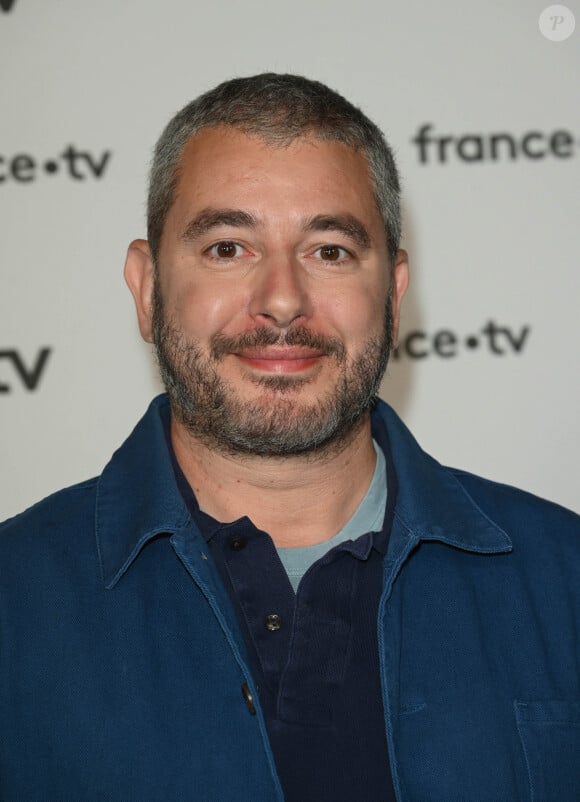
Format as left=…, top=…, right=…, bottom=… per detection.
left=152, top=279, right=393, bottom=458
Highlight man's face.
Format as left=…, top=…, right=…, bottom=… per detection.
left=134, top=127, right=408, bottom=456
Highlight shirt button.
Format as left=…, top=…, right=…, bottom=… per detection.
left=229, top=536, right=247, bottom=551
left=264, top=613, right=283, bottom=631
left=241, top=682, right=256, bottom=715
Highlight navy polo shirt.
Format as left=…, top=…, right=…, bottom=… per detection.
left=168, top=411, right=397, bottom=801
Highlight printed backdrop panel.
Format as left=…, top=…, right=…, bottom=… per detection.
left=1, top=0, right=578, bottom=518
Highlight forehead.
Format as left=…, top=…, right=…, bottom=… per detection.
left=169, top=126, right=382, bottom=231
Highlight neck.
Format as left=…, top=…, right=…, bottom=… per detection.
left=171, top=413, right=377, bottom=548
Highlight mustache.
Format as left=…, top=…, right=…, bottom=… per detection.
left=210, top=326, right=346, bottom=360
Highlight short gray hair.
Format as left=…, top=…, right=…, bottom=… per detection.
left=147, top=73, right=401, bottom=265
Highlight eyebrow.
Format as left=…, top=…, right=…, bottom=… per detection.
left=179, top=208, right=371, bottom=250
left=303, top=214, right=371, bottom=249
left=180, top=208, right=258, bottom=242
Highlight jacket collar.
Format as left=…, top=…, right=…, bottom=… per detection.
left=96, top=395, right=511, bottom=588
left=373, top=401, right=512, bottom=555
left=96, top=395, right=191, bottom=588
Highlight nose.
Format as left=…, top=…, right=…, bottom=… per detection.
left=248, top=254, right=312, bottom=328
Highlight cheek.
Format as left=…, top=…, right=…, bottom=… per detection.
left=320, top=287, right=387, bottom=345
left=170, top=279, right=249, bottom=337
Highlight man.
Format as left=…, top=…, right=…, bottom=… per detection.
left=1, top=74, right=579, bottom=801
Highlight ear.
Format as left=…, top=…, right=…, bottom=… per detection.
left=390, top=249, right=409, bottom=347
left=124, top=239, right=155, bottom=343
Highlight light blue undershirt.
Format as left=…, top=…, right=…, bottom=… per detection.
left=277, top=440, right=387, bottom=591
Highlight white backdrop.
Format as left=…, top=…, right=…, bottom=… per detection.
left=1, top=0, right=579, bottom=519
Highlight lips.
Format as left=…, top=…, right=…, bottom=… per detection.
left=234, top=347, right=324, bottom=373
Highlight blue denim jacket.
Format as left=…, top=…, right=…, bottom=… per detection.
left=1, top=394, right=579, bottom=801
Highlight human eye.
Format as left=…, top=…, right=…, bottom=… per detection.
left=205, top=241, right=246, bottom=260
left=312, top=244, right=352, bottom=263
